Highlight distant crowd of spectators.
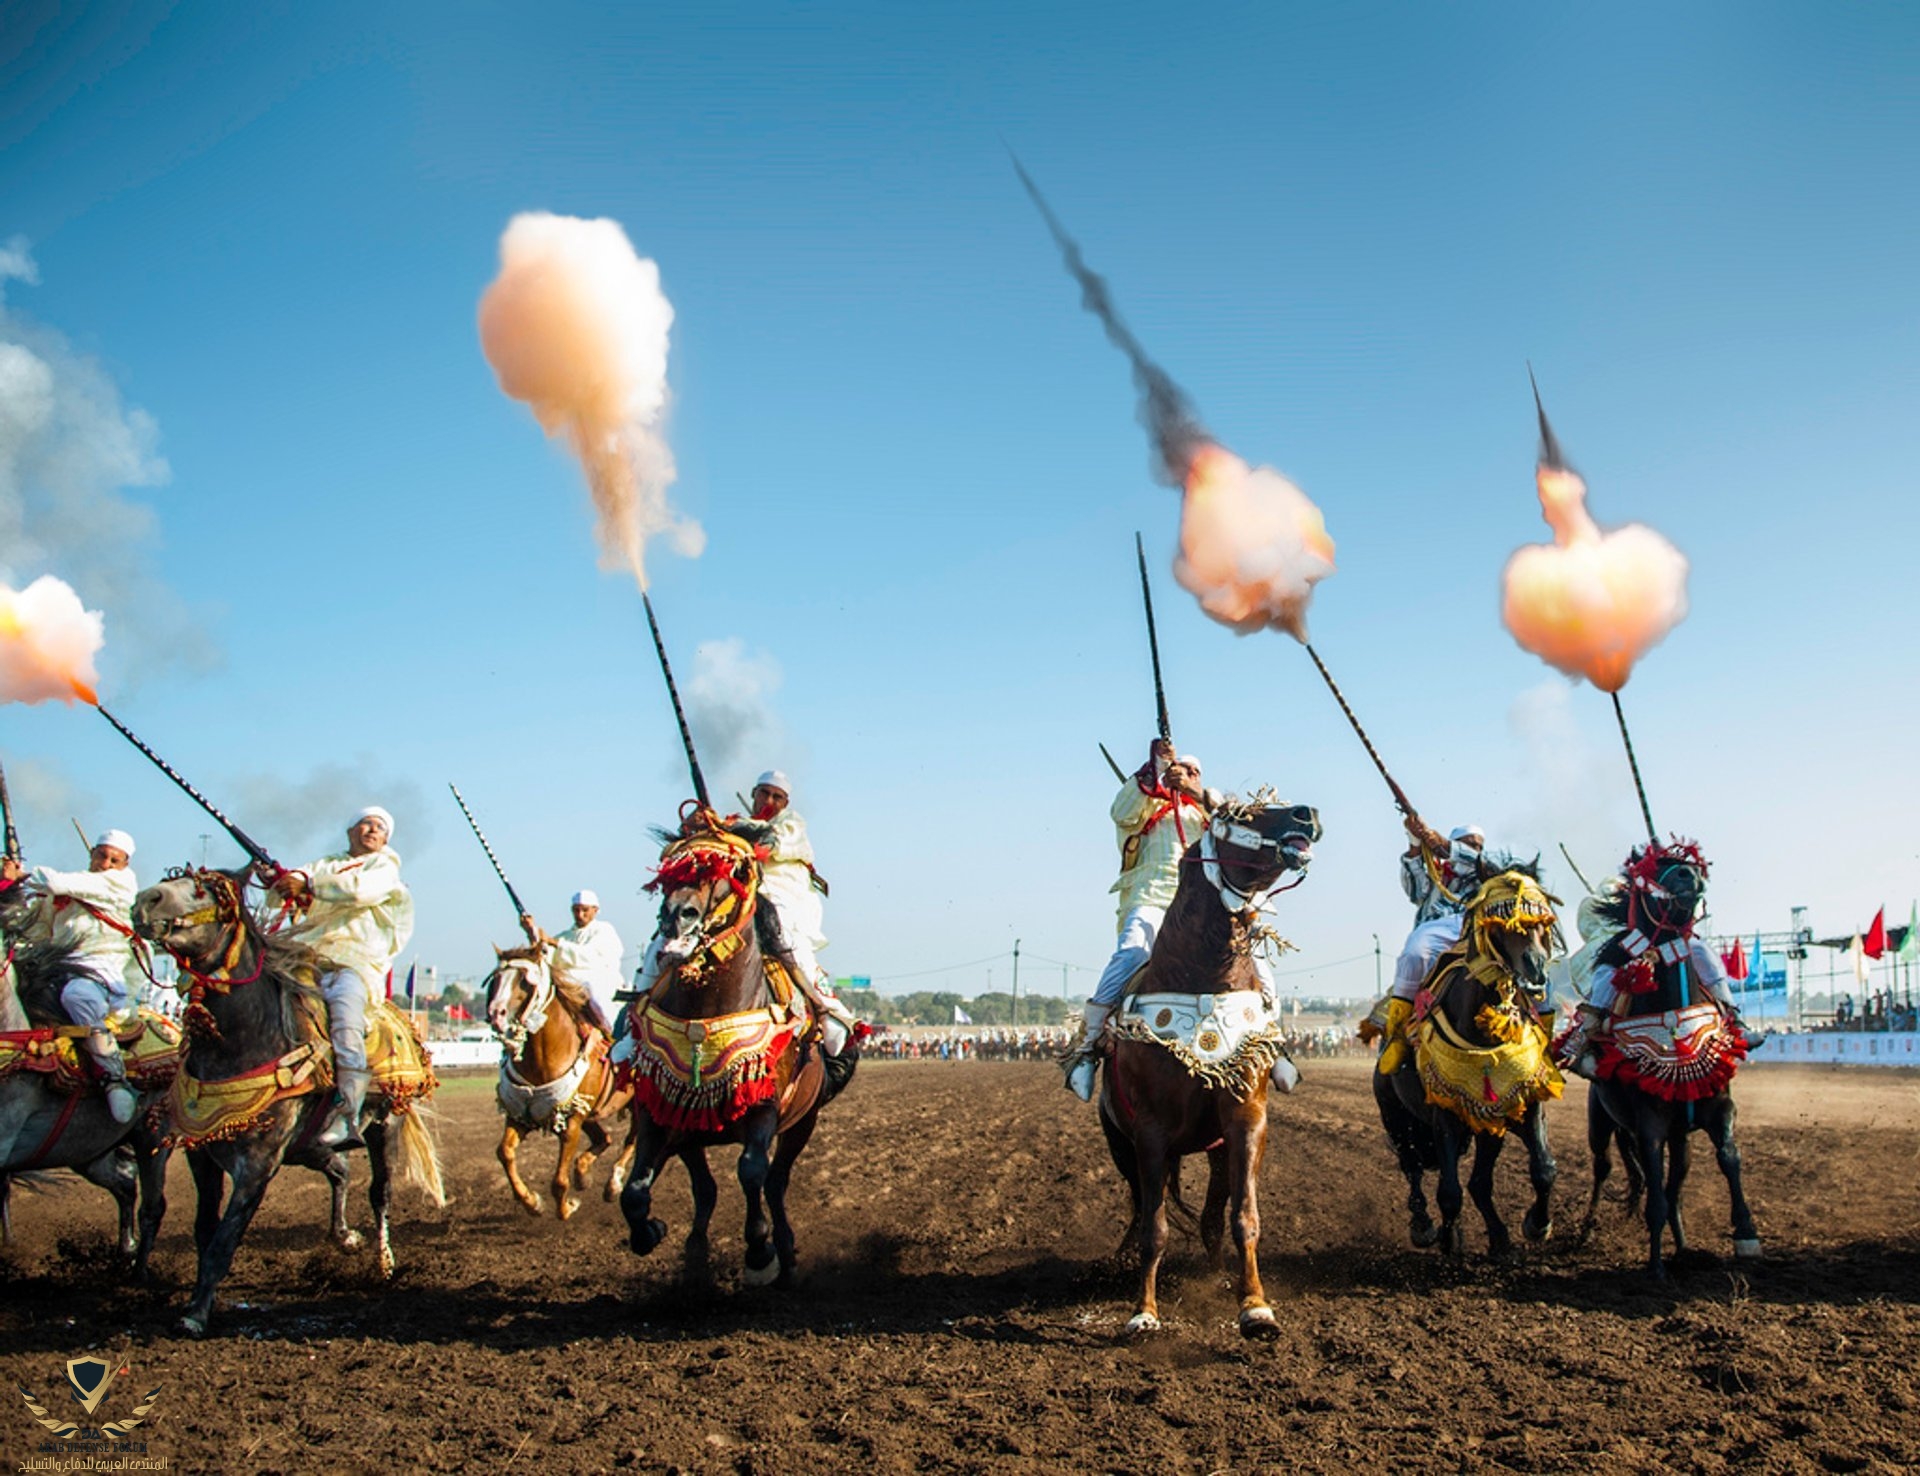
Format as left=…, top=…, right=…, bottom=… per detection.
left=860, top=1023, right=1366, bottom=1062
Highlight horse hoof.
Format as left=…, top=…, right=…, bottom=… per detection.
left=1238, top=1306, right=1279, bottom=1340
left=742, top=1253, right=780, bottom=1288
left=628, top=1217, right=667, bottom=1257
left=557, top=1199, right=576, bottom=1222
left=1125, top=1312, right=1161, bottom=1337
left=1410, top=1221, right=1441, bottom=1249
left=176, top=1315, right=207, bottom=1340
left=337, top=1229, right=365, bottom=1251
left=520, top=1195, right=543, bottom=1217
left=1524, top=1214, right=1553, bottom=1244
left=1733, top=1237, right=1763, bottom=1261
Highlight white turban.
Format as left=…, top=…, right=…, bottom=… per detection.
left=1450, top=825, right=1485, bottom=846
left=754, top=770, right=790, bottom=795
left=354, top=805, right=395, bottom=839
left=571, top=889, right=599, bottom=908
left=1176, top=755, right=1202, bottom=776
left=94, top=829, right=135, bottom=857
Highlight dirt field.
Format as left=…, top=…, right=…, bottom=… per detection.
left=2, top=1059, right=1917, bottom=1475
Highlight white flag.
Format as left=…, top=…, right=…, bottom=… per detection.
left=1850, top=934, right=1871, bottom=986
left=953, top=1004, right=973, bottom=1025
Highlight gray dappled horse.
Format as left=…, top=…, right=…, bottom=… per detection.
left=1096, top=792, right=1321, bottom=1339
left=0, top=932, right=172, bottom=1277
left=133, top=867, right=445, bottom=1337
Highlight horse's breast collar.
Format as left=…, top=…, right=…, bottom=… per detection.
left=1115, top=990, right=1287, bottom=1099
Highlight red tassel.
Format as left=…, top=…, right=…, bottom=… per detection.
left=1483, top=1072, right=1498, bottom=1104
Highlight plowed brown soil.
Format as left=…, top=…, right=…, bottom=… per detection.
left=3, top=1060, right=1918, bottom=1474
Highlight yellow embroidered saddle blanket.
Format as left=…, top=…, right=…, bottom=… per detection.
left=1415, top=1009, right=1564, bottom=1136
left=166, top=997, right=437, bottom=1148
left=1113, top=990, right=1286, bottom=1101
left=0, top=1009, right=182, bottom=1095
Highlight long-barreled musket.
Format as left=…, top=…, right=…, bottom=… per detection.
left=0, top=758, right=19, bottom=862
left=640, top=590, right=713, bottom=812
left=1098, top=742, right=1127, bottom=783
left=1135, top=532, right=1172, bottom=743
left=448, top=783, right=529, bottom=920
left=91, top=705, right=279, bottom=873
left=1299, top=643, right=1443, bottom=854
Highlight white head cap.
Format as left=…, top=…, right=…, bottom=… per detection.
left=94, top=829, right=135, bottom=857
left=754, top=770, right=790, bottom=795
left=1176, top=754, right=1202, bottom=776
left=1450, top=825, right=1485, bottom=847
left=354, top=805, right=395, bottom=839
left=571, top=889, right=599, bottom=908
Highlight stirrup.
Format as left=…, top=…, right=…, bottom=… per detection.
left=1065, top=1055, right=1097, bottom=1103
left=104, top=1082, right=138, bottom=1125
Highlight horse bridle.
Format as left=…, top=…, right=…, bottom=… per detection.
left=1198, top=817, right=1310, bottom=914
left=489, top=953, right=555, bottom=1055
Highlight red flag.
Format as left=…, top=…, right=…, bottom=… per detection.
left=1864, top=907, right=1888, bottom=959
left=1723, top=936, right=1748, bottom=981
left=448, top=1004, right=471, bottom=1022
left=385, top=968, right=394, bottom=1001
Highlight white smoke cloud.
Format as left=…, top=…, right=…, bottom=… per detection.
left=1498, top=678, right=1636, bottom=905
left=229, top=762, right=434, bottom=863
left=682, top=637, right=785, bottom=802
left=0, top=237, right=213, bottom=680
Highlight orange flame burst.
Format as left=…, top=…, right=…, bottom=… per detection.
left=0, top=576, right=104, bottom=706
left=1501, top=463, right=1689, bottom=692
left=1173, top=443, right=1335, bottom=642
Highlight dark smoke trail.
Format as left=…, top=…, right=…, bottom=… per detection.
left=1010, top=155, right=1209, bottom=485
left=1526, top=362, right=1569, bottom=472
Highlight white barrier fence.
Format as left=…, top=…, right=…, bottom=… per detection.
left=1749, top=1031, right=1920, bottom=1067
left=422, top=1040, right=504, bottom=1070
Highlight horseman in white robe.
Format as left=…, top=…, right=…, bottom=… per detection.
left=273, top=806, right=414, bottom=1152
left=1557, top=840, right=1743, bottom=1078
left=1373, top=822, right=1486, bottom=1076
left=1064, top=741, right=1299, bottom=1102
left=521, top=888, right=621, bottom=1036
left=1, top=829, right=145, bottom=1123
left=625, top=770, right=854, bottom=1057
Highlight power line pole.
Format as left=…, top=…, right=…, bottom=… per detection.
left=1012, top=938, right=1021, bottom=1029
left=1372, top=933, right=1382, bottom=997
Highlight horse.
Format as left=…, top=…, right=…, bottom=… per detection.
left=131, top=866, right=446, bottom=1336
left=618, top=814, right=857, bottom=1287
left=0, top=938, right=176, bottom=1277
left=1569, top=844, right=1760, bottom=1277
left=484, top=943, right=638, bottom=1218
left=1372, top=865, right=1565, bottom=1258
left=1094, top=791, right=1321, bottom=1339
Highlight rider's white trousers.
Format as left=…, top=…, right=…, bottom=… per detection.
left=1392, top=914, right=1465, bottom=1001
left=321, top=968, right=370, bottom=1072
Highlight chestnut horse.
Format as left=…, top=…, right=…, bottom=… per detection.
left=1096, top=792, right=1321, bottom=1339
left=132, top=867, right=445, bottom=1337
left=485, top=944, right=636, bottom=1219
left=618, top=816, right=856, bottom=1286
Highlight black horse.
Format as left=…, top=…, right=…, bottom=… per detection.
left=1373, top=865, right=1564, bottom=1257
left=1572, top=843, right=1759, bottom=1277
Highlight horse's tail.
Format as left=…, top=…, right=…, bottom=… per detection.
left=389, top=1105, right=448, bottom=1207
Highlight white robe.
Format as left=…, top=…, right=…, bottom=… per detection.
left=551, top=917, right=624, bottom=1016
left=284, top=849, right=414, bottom=996
left=25, top=865, right=143, bottom=993
left=760, top=808, right=826, bottom=957
left=1109, top=775, right=1213, bottom=920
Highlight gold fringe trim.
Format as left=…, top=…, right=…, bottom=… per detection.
left=1110, top=1017, right=1285, bottom=1102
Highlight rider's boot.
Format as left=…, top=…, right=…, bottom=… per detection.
left=1063, top=1002, right=1113, bottom=1102
left=1269, top=1051, right=1301, bottom=1094
left=316, top=1065, right=371, bottom=1153
left=83, top=1027, right=138, bottom=1125
left=1375, top=997, right=1415, bottom=1076
left=1558, top=1005, right=1606, bottom=1080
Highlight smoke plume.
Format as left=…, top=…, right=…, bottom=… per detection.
left=1014, top=163, right=1335, bottom=640
left=1501, top=388, right=1689, bottom=692
left=477, top=213, right=703, bottom=587
left=682, top=637, right=785, bottom=800
left=0, top=237, right=210, bottom=679
left=230, top=763, right=434, bottom=862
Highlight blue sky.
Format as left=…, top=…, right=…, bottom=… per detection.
left=3, top=2, right=1916, bottom=1000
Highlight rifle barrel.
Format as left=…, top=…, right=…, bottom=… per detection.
left=92, top=705, right=276, bottom=870
left=0, top=758, right=19, bottom=862
left=1136, top=532, right=1172, bottom=742
left=640, top=590, right=713, bottom=811
left=448, top=784, right=529, bottom=920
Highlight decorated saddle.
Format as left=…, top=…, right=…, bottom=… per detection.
left=1415, top=1005, right=1563, bottom=1135
left=166, top=995, right=437, bottom=1149
left=1114, top=990, right=1287, bottom=1100
left=1590, top=1002, right=1746, bottom=1102
left=0, top=1008, right=181, bottom=1096
left=617, top=995, right=801, bottom=1133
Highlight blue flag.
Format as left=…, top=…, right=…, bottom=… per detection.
left=404, top=962, right=417, bottom=1002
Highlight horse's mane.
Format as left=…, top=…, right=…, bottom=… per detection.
left=7, top=942, right=98, bottom=1028
left=648, top=815, right=777, bottom=852
left=1476, top=850, right=1544, bottom=885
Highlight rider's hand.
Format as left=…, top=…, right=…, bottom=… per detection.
left=519, top=912, right=539, bottom=943
left=0, top=857, right=23, bottom=884
left=272, top=871, right=307, bottom=901
left=1149, top=738, right=1174, bottom=769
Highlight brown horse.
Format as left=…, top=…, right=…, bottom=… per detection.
left=1097, top=792, right=1321, bottom=1339
left=618, top=815, right=855, bottom=1286
left=132, top=867, right=444, bottom=1337
left=484, top=944, right=635, bottom=1219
